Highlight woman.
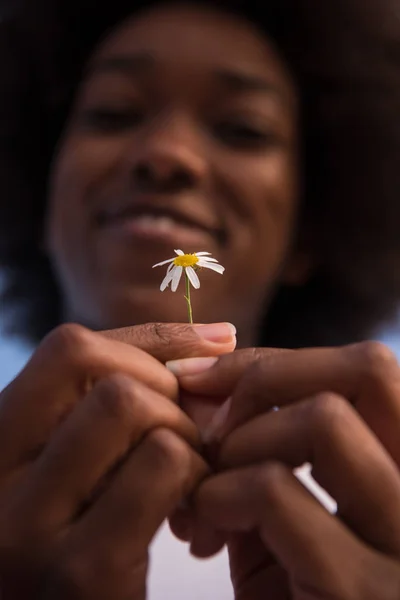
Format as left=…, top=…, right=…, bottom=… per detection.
left=1, top=0, right=400, bottom=597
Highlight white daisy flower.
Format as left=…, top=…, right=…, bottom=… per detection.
left=152, top=249, right=225, bottom=292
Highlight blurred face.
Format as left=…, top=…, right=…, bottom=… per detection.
left=46, top=2, right=300, bottom=346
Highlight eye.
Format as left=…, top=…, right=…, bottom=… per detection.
left=214, top=119, right=278, bottom=149
left=79, top=107, right=144, bottom=132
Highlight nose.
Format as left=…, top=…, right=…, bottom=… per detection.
left=130, top=115, right=207, bottom=194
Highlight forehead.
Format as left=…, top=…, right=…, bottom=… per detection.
left=89, top=3, right=292, bottom=90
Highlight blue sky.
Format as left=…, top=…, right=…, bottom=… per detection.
left=0, top=334, right=32, bottom=389
left=1, top=320, right=399, bottom=390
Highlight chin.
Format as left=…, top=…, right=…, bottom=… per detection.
left=89, top=289, right=189, bottom=330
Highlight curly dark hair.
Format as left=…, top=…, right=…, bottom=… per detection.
left=1, top=0, right=400, bottom=348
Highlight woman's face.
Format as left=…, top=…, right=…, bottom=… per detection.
left=46, top=2, right=300, bottom=345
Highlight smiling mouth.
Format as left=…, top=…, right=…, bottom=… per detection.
left=96, top=205, right=226, bottom=245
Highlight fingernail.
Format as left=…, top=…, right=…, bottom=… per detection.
left=201, top=397, right=232, bottom=444
left=166, top=356, right=218, bottom=377
left=194, top=322, right=236, bottom=343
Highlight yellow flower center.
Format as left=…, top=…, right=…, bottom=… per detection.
left=173, top=254, right=199, bottom=268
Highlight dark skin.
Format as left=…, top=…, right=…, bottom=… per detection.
left=0, top=2, right=399, bottom=599
left=45, top=3, right=301, bottom=348
left=0, top=322, right=235, bottom=599
left=171, top=344, right=400, bottom=598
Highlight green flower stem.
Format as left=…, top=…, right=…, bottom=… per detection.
left=184, top=272, right=193, bottom=324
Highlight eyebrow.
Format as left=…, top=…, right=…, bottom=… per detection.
left=88, top=53, right=155, bottom=75
left=89, top=53, right=284, bottom=97
left=216, top=69, right=282, bottom=95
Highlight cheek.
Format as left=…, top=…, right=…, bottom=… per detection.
left=46, top=135, right=124, bottom=255
left=228, top=150, right=299, bottom=273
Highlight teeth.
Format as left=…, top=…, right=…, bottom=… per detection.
left=133, top=215, right=176, bottom=232
left=157, top=217, right=176, bottom=231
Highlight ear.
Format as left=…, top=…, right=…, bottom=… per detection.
left=281, top=249, right=315, bottom=286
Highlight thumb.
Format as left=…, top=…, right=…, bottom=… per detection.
left=100, top=322, right=236, bottom=363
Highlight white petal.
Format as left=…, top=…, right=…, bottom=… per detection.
left=152, top=257, right=174, bottom=268
left=186, top=266, right=200, bottom=289
left=194, top=252, right=212, bottom=256
left=171, top=266, right=183, bottom=291
left=160, top=267, right=176, bottom=291
left=174, top=249, right=184, bottom=255
left=160, top=278, right=169, bottom=292
left=197, top=257, right=218, bottom=263
left=201, top=262, right=225, bottom=274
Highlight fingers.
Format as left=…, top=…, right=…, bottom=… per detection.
left=168, top=505, right=226, bottom=558
left=227, top=532, right=290, bottom=600
left=168, top=346, right=285, bottom=396
left=195, top=462, right=392, bottom=599
left=218, top=393, right=400, bottom=554
left=48, top=429, right=208, bottom=600
left=174, top=342, right=400, bottom=464
left=0, top=321, right=233, bottom=475
left=100, top=321, right=237, bottom=362
left=14, top=375, right=200, bottom=534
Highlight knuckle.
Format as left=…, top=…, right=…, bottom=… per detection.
left=307, top=392, right=348, bottom=430
left=243, top=346, right=288, bottom=363
left=243, top=347, right=267, bottom=364
left=253, top=462, right=290, bottom=506
left=146, top=428, right=191, bottom=476
left=125, top=322, right=195, bottom=359
left=93, top=374, right=144, bottom=422
left=246, top=354, right=264, bottom=378
left=234, top=350, right=266, bottom=387
left=40, top=323, right=95, bottom=366
left=354, top=340, right=398, bottom=380
left=142, top=322, right=175, bottom=347
left=239, top=347, right=289, bottom=381
left=306, top=393, right=357, bottom=455
left=152, top=322, right=180, bottom=345
left=148, top=322, right=201, bottom=353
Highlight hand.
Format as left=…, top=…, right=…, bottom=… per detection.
left=170, top=342, right=400, bottom=599
left=0, top=321, right=235, bottom=599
